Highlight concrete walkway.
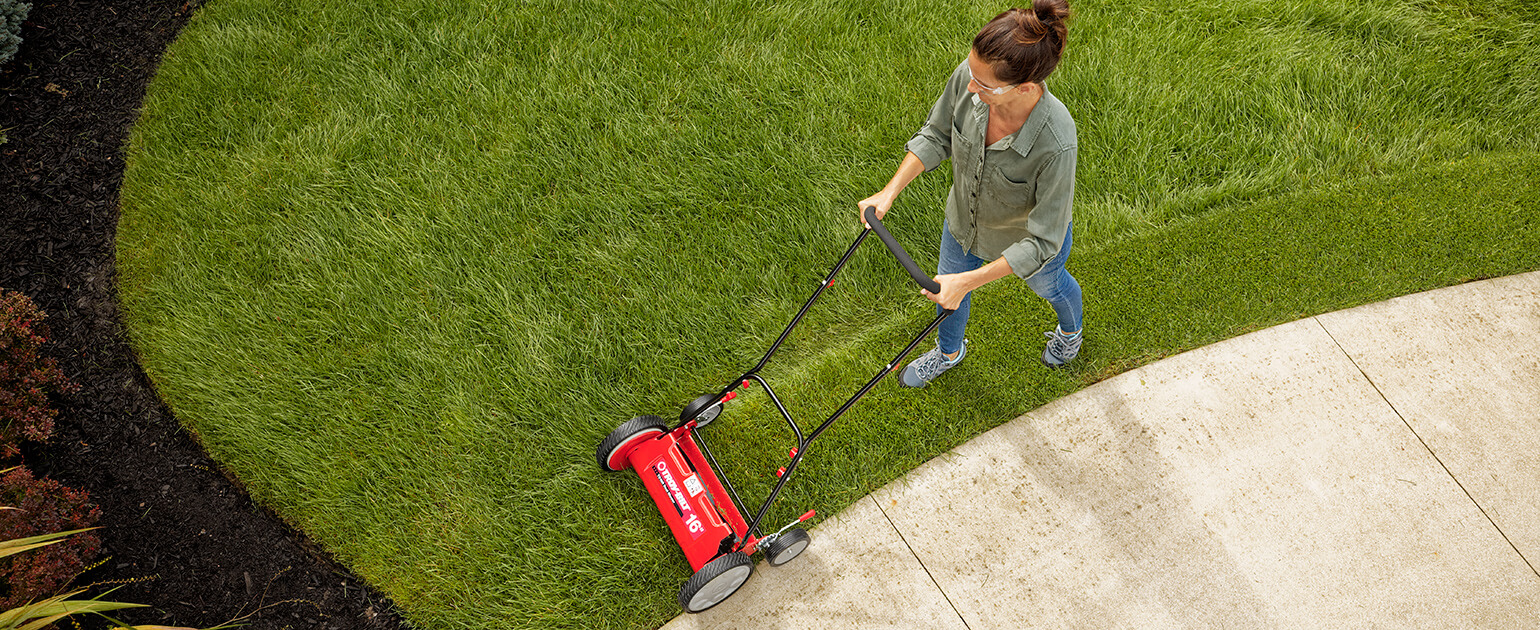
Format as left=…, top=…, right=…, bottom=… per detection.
left=663, top=270, right=1540, bottom=629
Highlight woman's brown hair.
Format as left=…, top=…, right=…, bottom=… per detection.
left=972, top=0, right=1071, bottom=86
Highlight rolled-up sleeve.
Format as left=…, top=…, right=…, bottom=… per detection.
left=905, top=62, right=969, bottom=172
left=1002, top=146, right=1077, bottom=279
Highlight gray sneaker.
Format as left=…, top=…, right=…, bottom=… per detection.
left=1041, top=327, right=1082, bottom=368
left=901, top=340, right=967, bottom=388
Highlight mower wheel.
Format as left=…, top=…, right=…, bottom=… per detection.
left=596, top=415, right=667, bottom=472
left=680, top=393, right=723, bottom=427
left=678, top=551, right=754, bottom=613
left=766, top=528, right=811, bottom=566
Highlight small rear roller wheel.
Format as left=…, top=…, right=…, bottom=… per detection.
left=766, top=528, right=811, bottom=566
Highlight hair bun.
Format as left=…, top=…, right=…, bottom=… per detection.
left=974, top=2, right=1070, bottom=85
left=1033, top=0, right=1070, bottom=25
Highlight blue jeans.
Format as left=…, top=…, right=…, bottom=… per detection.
left=935, top=221, right=1082, bottom=355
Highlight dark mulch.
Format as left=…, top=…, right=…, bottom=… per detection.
left=1, top=1, right=412, bottom=628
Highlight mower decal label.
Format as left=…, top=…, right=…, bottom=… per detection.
left=683, top=474, right=704, bottom=498
left=654, top=461, right=705, bottom=540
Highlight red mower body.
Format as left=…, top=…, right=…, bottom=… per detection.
left=624, top=424, right=756, bottom=571
left=596, top=211, right=951, bottom=613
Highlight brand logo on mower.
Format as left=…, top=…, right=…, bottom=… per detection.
left=654, top=461, right=705, bottom=539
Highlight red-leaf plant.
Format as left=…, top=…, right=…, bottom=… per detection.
left=0, top=290, right=80, bottom=458
left=0, top=465, right=102, bottom=608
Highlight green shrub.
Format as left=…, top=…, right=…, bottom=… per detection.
left=0, top=0, right=28, bottom=67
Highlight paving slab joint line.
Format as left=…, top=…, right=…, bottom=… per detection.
left=870, top=495, right=972, bottom=629
left=1312, top=316, right=1540, bottom=579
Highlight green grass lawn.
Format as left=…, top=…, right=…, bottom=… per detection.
left=118, top=0, right=1539, bottom=627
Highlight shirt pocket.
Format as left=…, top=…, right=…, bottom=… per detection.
left=953, top=129, right=978, bottom=159
left=983, top=161, right=1036, bottom=209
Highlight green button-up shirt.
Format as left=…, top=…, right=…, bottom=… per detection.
left=905, top=60, right=1078, bottom=280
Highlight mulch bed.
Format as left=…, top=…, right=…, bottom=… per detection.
left=1, top=1, right=411, bottom=628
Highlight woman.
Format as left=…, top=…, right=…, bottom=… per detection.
left=858, top=1, right=1082, bottom=387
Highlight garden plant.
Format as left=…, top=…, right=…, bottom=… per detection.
left=0, top=527, right=141, bottom=630
left=0, top=291, right=78, bottom=460
left=116, top=0, right=1539, bottom=627
left=0, top=292, right=215, bottom=627
left=0, top=291, right=106, bottom=613
left=0, top=0, right=27, bottom=68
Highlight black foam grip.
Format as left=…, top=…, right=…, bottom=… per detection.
left=864, top=206, right=941, bottom=294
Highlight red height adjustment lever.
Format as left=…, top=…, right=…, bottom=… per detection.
left=722, top=391, right=738, bottom=403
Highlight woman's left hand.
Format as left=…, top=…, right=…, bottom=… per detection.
left=921, top=273, right=975, bottom=311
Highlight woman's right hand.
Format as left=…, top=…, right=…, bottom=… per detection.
left=857, top=191, right=895, bottom=228
left=860, top=152, right=927, bottom=227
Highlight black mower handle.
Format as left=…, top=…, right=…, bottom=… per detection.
left=863, top=206, right=941, bottom=295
